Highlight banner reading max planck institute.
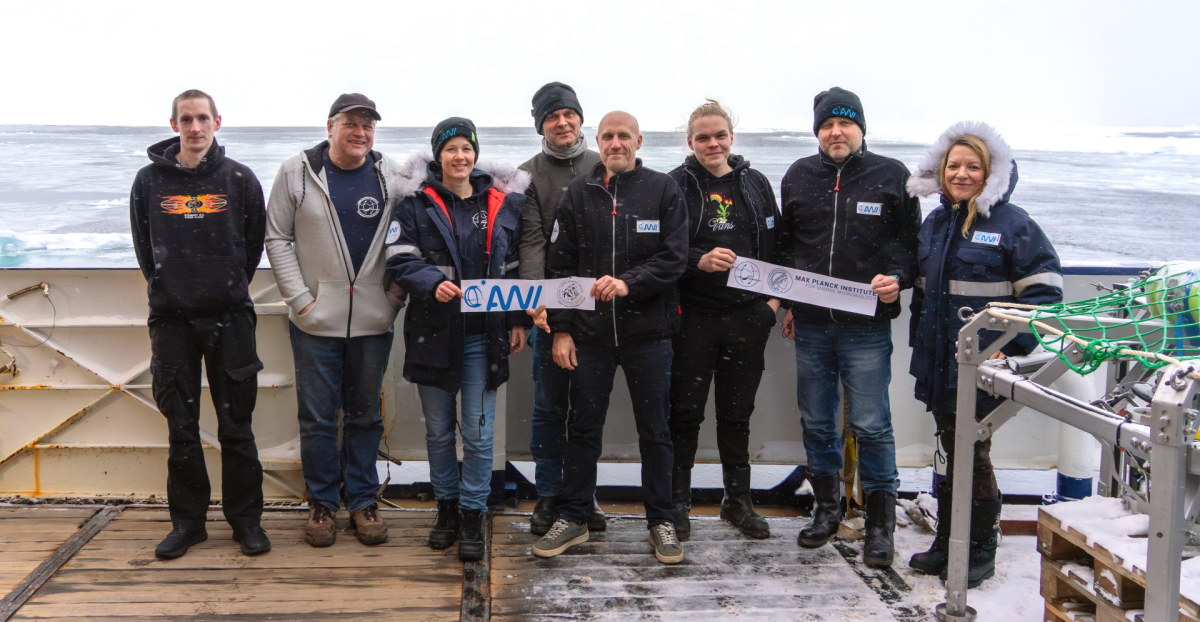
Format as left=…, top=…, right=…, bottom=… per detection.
left=459, top=278, right=597, bottom=313
left=726, top=257, right=878, bottom=316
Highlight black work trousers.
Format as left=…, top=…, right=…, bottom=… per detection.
left=149, top=308, right=264, bottom=530
left=669, top=301, right=775, bottom=470
left=933, top=392, right=1004, bottom=503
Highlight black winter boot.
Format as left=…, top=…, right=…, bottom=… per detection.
left=458, top=508, right=486, bottom=562
left=910, top=482, right=952, bottom=575
left=797, top=473, right=844, bottom=548
left=530, top=495, right=559, bottom=536
left=719, top=465, right=769, bottom=539
left=941, top=495, right=1003, bottom=588
left=671, top=466, right=692, bottom=541
left=429, top=498, right=460, bottom=550
left=862, top=490, right=896, bottom=568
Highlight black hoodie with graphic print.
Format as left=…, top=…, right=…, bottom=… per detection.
left=130, top=137, right=266, bottom=317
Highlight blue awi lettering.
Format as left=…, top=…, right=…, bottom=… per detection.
left=439, top=127, right=458, bottom=142
left=832, top=107, right=857, bottom=118
left=486, top=285, right=543, bottom=311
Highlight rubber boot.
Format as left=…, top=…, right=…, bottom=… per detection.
left=529, top=495, right=559, bottom=536
left=458, top=508, right=485, bottom=562
left=862, top=490, right=896, bottom=568
left=428, top=498, right=460, bottom=550
left=719, top=465, right=769, bottom=539
left=910, top=482, right=952, bottom=575
left=797, top=473, right=844, bottom=548
left=671, top=466, right=692, bottom=542
left=941, top=495, right=1003, bottom=588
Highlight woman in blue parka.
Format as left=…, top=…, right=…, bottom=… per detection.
left=905, top=121, right=1062, bottom=587
left=386, top=117, right=531, bottom=562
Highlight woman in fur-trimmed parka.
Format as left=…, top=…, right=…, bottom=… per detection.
left=385, top=118, right=531, bottom=562
left=905, top=121, right=1062, bottom=587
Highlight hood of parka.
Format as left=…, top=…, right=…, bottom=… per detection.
left=906, top=120, right=1017, bottom=219
left=146, top=136, right=225, bottom=176
left=682, top=153, right=751, bottom=180
left=391, top=151, right=531, bottom=200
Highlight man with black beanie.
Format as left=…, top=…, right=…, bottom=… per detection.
left=130, top=89, right=269, bottom=560
left=517, top=82, right=604, bottom=536
left=774, top=86, right=921, bottom=569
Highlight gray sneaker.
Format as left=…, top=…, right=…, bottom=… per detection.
left=650, top=522, right=684, bottom=564
left=533, top=519, right=588, bottom=558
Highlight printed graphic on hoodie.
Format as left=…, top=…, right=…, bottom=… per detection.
left=160, top=194, right=228, bottom=219
left=707, top=191, right=734, bottom=231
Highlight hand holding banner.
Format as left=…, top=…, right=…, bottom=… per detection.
left=459, top=277, right=597, bottom=313
left=726, top=257, right=878, bottom=316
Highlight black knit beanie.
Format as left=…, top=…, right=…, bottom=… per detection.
left=431, top=117, right=479, bottom=159
left=812, top=87, right=866, bottom=136
left=531, top=82, right=584, bottom=135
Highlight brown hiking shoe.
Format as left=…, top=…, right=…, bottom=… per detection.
left=305, top=504, right=337, bottom=547
left=350, top=504, right=388, bottom=545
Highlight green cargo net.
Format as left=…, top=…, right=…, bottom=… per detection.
left=984, top=262, right=1200, bottom=378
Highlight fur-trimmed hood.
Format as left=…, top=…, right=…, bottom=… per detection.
left=391, top=151, right=532, bottom=199
left=906, top=121, right=1016, bottom=219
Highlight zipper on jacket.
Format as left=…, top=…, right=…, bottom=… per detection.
left=828, top=165, right=843, bottom=322
left=610, top=176, right=620, bottom=347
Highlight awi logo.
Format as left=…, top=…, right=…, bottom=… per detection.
left=463, top=280, right=544, bottom=311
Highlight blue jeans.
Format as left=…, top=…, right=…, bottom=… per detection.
left=529, top=330, right=570, bottom=497
left=793, top=321, right=898, bottom=496
left=289, top=322, right=394, bottom=513
left=560, top=338, right=674, bottom=526
left=417, top=333, right=496, bottom=511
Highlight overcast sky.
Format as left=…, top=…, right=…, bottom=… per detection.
left=3, top=1, right=1196, bottom=132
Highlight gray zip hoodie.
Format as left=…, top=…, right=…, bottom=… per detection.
left=265, top=141, right=405, bottom=338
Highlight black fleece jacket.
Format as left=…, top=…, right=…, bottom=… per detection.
left=130, top=137, right=265, bottom=316
left=774, top=144, right=921, bottom=324
left=546, top=160, right=688, bottom=346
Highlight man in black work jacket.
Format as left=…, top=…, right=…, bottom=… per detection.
left=532, top=111, right=688, bottom=565
left=130, top=89, right=269, bottom=559
left=775, top=87, right=921, bottom=569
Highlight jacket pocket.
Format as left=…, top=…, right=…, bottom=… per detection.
left=149, top=257, right=247, bottom=312
left=353, top=277, right=403, bottom=333
left=956, top=247, right=1004, bottom=278
left=404, top=323, right=450, bottom=368
left=295, top=280, right=350, bottom=333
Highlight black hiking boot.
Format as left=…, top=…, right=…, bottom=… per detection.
left=530, top=495, right=559, bottom=536
left=429, top=497, right=460, bottom=550
left=588, top=497, right=607, bottom=532
left=941, top=496, right=1003, bottom=588
left=232, top=524, right=271, bottom=556
left=671, top=466, right=692, bottom=542
left=719, top=465, right=769, bottom=539
left=155, top=524, right=207, bottom=559
left=910, top=482, right=952, bottom=575
left=797, top=473, right=844, bottom=548
left=862, top=490, right=896, bottom=568
left=458, top=508, right=486, bottom=562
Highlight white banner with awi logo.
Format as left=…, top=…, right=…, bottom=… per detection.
left=726, top=257, right=878, bottom=316
left=459, top=277, right=597, bottom=312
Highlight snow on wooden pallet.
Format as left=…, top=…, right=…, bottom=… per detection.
left=489, top=513, right=900, bottom=621
left=1038, top=498, right=1200, bottom=622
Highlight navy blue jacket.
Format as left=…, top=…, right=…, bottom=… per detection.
left=386, top=157, right=531, bottom=393
left=908, top=160, right=1063, bottom=413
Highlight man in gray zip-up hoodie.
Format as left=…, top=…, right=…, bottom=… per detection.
left=265, top=94, right=404, bottom=548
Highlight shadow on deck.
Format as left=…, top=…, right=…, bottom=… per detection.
left=0, top=505, right=927, bottom=621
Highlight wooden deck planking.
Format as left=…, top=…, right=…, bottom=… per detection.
left=489, top=514, right=896, bottom=622
left=0, top=509, right=97, bottom=594
left=7, top=508, right=464, bottom=622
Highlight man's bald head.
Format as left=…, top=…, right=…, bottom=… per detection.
left=596, top=111, right=643, bottom=176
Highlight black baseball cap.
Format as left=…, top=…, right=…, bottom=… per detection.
left=328, top=93, right=381, bottom=121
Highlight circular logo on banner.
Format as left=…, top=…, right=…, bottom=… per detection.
left=357, top=197, right=380, bottom=218
left=732, top=262, right=762, bottom=288
left=557, top=280, right=585, bottom=308
left=463, top=286, right=483, bottom=308
left=768, top=268, right=793, bottom=294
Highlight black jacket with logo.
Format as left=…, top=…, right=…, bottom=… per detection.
left=130, top=137, right=265, bottom=316
left=774, top=144, right=921, bottom=324
left=669, top=154, right=780, bottom=313
left=546, top=160, right=688, bottom=346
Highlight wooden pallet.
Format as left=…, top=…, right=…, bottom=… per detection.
left=1038, top=508, right=1200, bottom=622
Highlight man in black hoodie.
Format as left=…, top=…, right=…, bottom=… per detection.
left=532, top=111, right=688, bottom=565
left=129, top=90, right=269, bottom=560
left=775, top=87, right=921, bottom=569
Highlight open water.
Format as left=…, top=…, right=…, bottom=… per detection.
left=1, top=124, right=1197, bottom=268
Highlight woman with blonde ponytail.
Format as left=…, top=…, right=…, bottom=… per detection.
left=905, top=121, right=1062, bottom=587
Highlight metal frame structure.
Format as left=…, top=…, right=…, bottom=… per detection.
left=936, top=307, right=1200, bottom=622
